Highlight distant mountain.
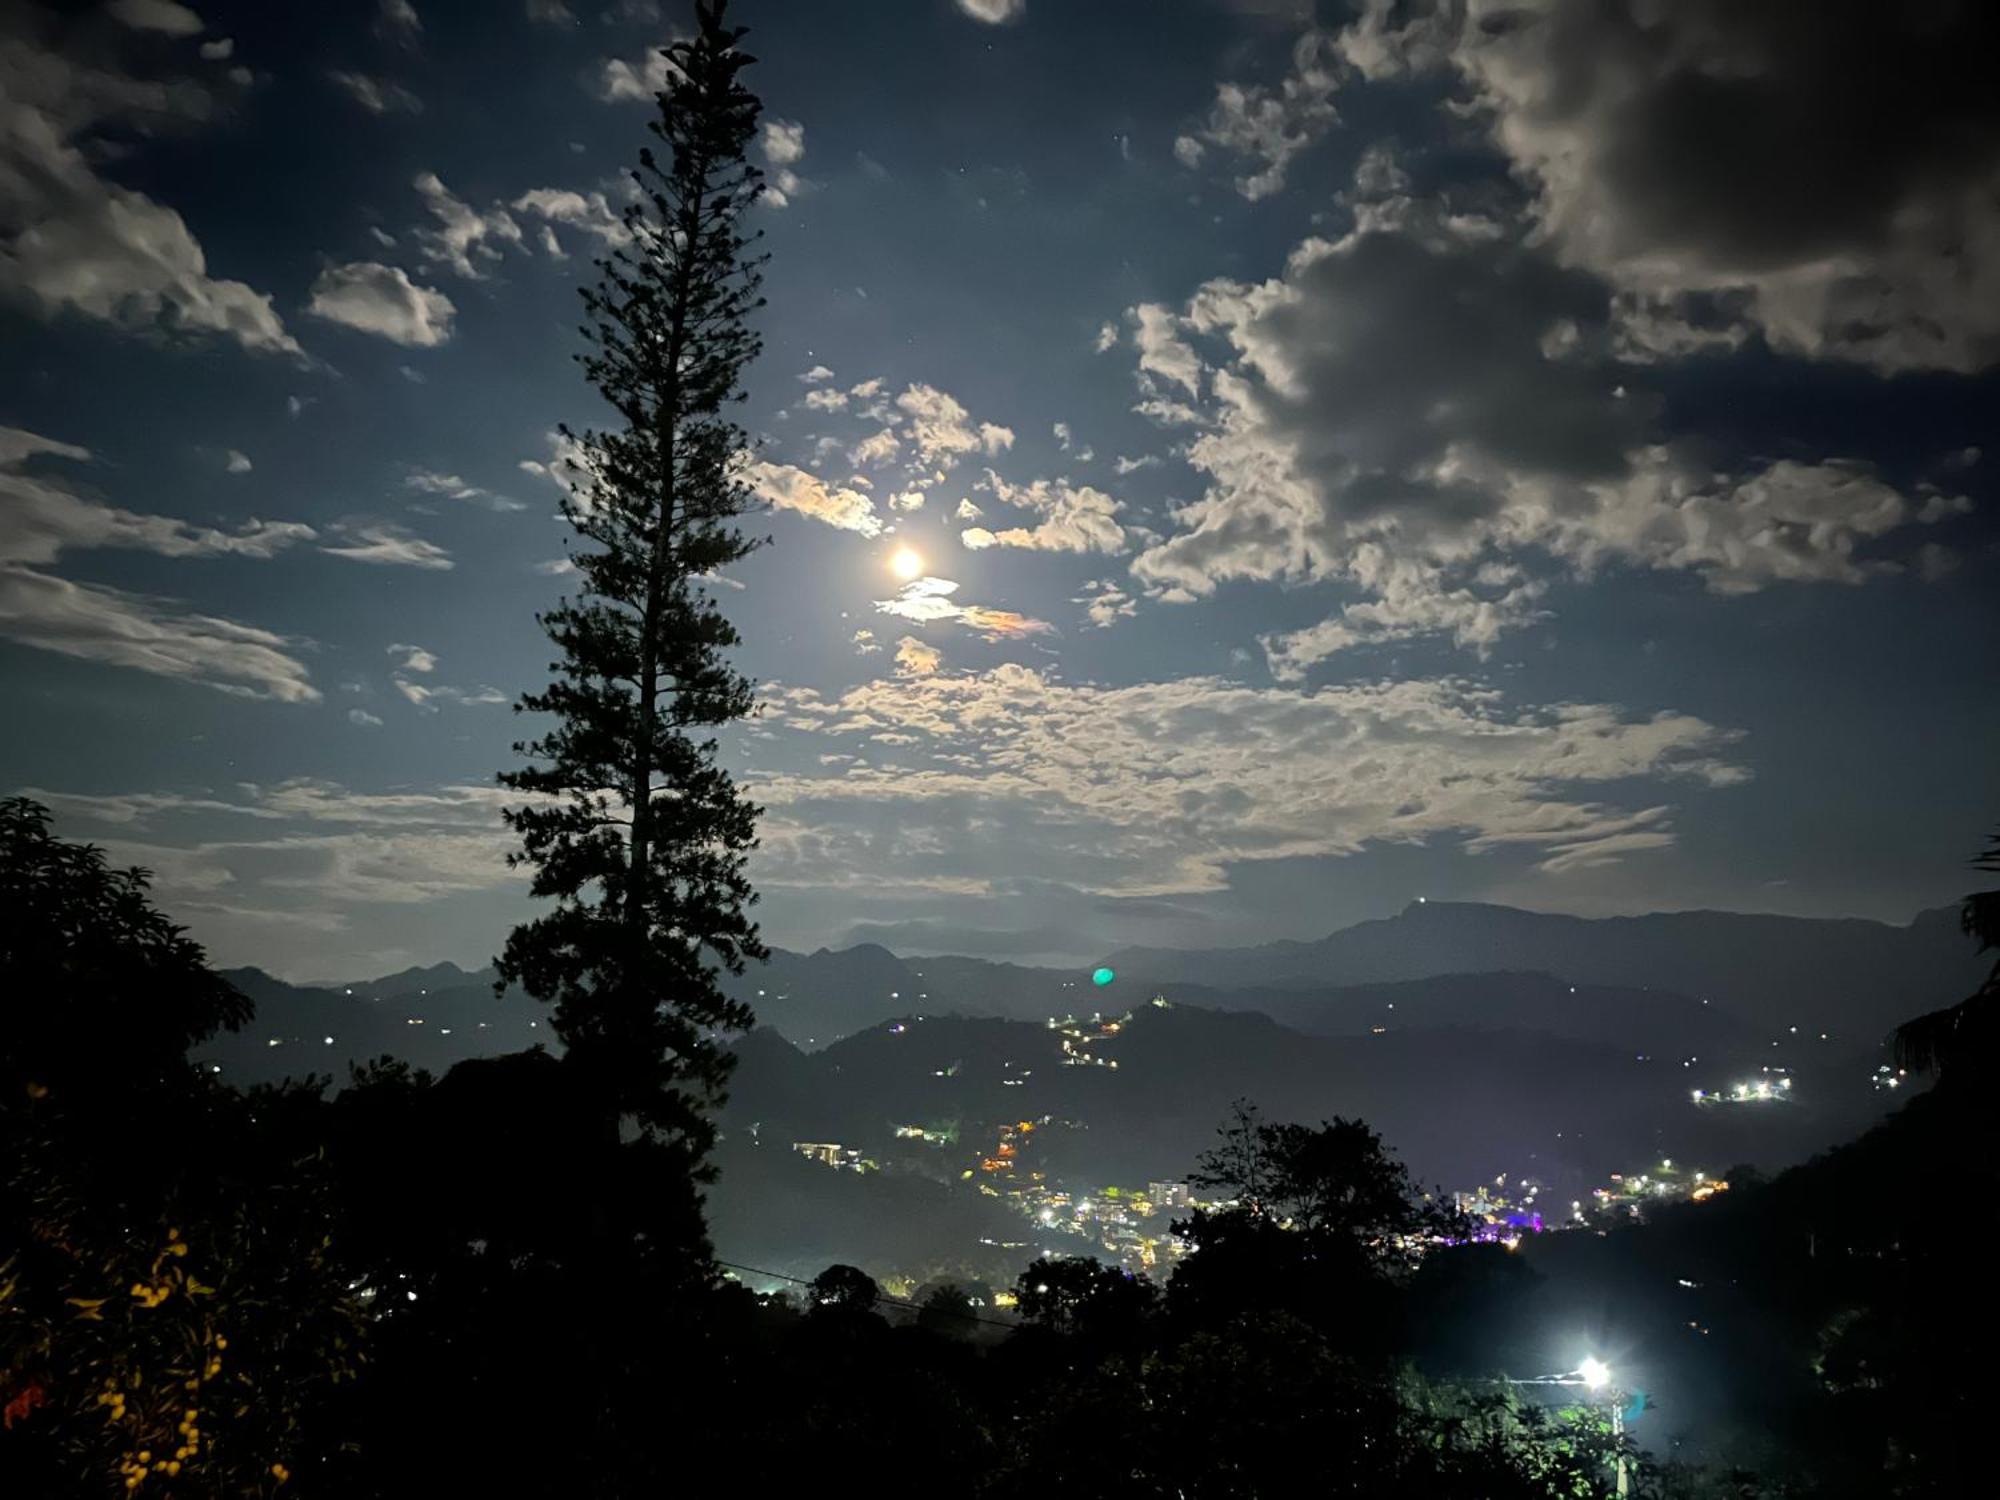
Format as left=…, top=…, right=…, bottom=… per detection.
left=1104, top=901, right=1979, bottom=1045
left=204, top=965, right=547, bottom=1084
left=720, top=996, right=1896, bottom=1199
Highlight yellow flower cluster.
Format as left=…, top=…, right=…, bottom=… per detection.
left=95, top=1380, right=127, bottom=1422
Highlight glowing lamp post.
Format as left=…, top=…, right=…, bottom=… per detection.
left=1578, top=1358, right=1629, bottom=1498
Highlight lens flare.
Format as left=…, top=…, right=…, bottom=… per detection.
left=890, top=546, right=923, bottom=580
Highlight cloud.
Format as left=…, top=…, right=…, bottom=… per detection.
left=510, top=187, right=630, bottom=253
left=0, top=431, right=316, bottom=701
left=328, top=70, right=422, bottom=115
left=873, top=576, right=1052, bottom=639
left=404, top=468, right=525, bottom=512
left=1177, top=29, right=1343, bottom=200
left=963, top=471, right=1127, bottom=554
left=109, top=0, right=204, bottom=36
left=1075, top=580, right=1137, bottom=629
left=1340, top=0, right=2000, bottom=374
left=743, top=459, right=884, bottom=536
left=759, top=117, right=807, bottom=207
left=306, top=261, right=455, bottom=346
left=0, top=569, right=319, bottom=703
left=1133, top=303, right=1202, bottom=397
left=1126, top=200, right=1965, bottom=666
left=411, top=172, right=524, bottom=279
left=800, top=365, right=835, bottom=384
left=851, top=628, right=880, bottom=655
left=956, top=0, right=1025, bottom=23
left=1094, top=320, right=1120, bottom=353
left=753, top=667, right=1745, bottom=900
left=954, top=498, right=983, bottom=521
left=1, top=427, right=314, bottom=569
left=525, top=0, right=575, bottom=23
left=894, top=636, right=942, bottom=676
left=894, top=383, right=1015, bottom=469
left=348, top=708, right=384, bottom=727
left=387, top=642, right=436, bottom=674
left=596, top=37, right=685, bottom=102
left=34, top=779, right=541, bottom=962
left=802, top=387, right=848, bottom=412
left=1114, top=454, right=1160, bottom=475
left=321, top=523, right=453, bottom=570
left=0, top=26, right=299, bottom=356
left=377, top=1, right=422, bottom=42
left=224, top=449, right=252, bottom=474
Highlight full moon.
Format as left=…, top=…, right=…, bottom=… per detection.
left=889, top=545, right=923, bottom=581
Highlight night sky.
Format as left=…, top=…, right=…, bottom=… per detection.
left=3, top=0, right=1995, bottom=980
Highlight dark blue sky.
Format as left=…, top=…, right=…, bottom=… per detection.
left=3, top=0, right=1995, bottom=978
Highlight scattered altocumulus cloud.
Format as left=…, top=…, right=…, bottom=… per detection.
left=306, top=262, right=456, bottom=346
left=753, top=666, right=1748, bottom=900
left=0, top=23, right=300, bottom=356
left=0, top=427, right=319, bottom=702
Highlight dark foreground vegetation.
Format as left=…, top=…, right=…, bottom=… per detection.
left=3, top=795, right=1995, bottom=1497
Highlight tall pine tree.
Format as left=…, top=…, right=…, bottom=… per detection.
left=499, top=0, right=767, bottom=1159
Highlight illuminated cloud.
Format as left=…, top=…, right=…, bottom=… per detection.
left=743, top=459, right=884, bottom=536
left=873, top=576, right=1052, bottom=639
left=755, top=668, right=1746, bottom=899
left=962, top=471, right=1126, bottom=554
left=894, top=635, right=941, bottom=676
left=321, top=523, right=453, bottom=570
left=307, top=262, right=456, bottom=346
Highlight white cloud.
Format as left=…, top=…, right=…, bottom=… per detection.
left=743, top=459, right=884, bottom=536
left=895, top=383, right=1015, bottom=469
left=321, top=523, right=453, bottom=570
left=873, top=576, right=1052, bottom=639
left=753, top=667, right=1745, bottom=900
left=803, top=387, right=848, bottom=412
left=894, top=636, right=942, bottom=676
left=1132, top=303, right=1202, bottom=397
left=1126, top=205, right=1965, bottom=665
left=404, top=468, right=525, bottom=512
left=954, top=498, right=984, bottom=521
left=596, top=37, right=685, bottom=102
left=411, top=172, right=523, bottom=279
left=377, top=1, right=422, bottom=42
left=1339, top=0, right=2000, bottom=374
left=1114, top=454, right=1160, bottom=475
left=0, top=431, right=317, bottom=701
left=1075, top=580, right=1137, bottom=629
left=328, top=71, right=422, bottom=115
left=348, top=708, right=384, bottom=727
left=510, top=187, right=630, bottom=253
left=1178, top=30, right=1344, bottom=200
left=800, top=365, right=835, bottom=384
left=0, top=569, right=319, bottom=703
left=758, top=117, right=808, bottom=207
left=109, top=0, right=204, bottom=36
left=387, top=642, right=436, bottom=674
left=955, top=0, right=1024, bottom=23
left=964, top=471, right=1126, bottom=554
left=1094, top=320, right=1120, bottom=353
left=1, top=427, right=314, bottom=569
left=851, top=628, right=880, bottom=655
left=199, top=38, right=232, bottom=60
left=0, top=31, right=299, bottom=356
left=224, top=450, right=252, bottom=474
left=306, top=261, right=455, bottom=346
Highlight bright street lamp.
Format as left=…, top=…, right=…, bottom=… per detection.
left=1579, top=1356, right=1611, bottom=1391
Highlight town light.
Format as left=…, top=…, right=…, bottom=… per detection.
left=1579, top=1357, right=1611, bottom=1390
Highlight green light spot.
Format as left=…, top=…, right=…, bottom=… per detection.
left=1092, top=967, right=1116, bottom=987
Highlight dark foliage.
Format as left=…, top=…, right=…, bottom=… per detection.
left=497, top=0, right=768, bottom=1153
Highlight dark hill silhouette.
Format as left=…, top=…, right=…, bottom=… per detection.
left=1104, top=901, right=1976, bottom=1042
